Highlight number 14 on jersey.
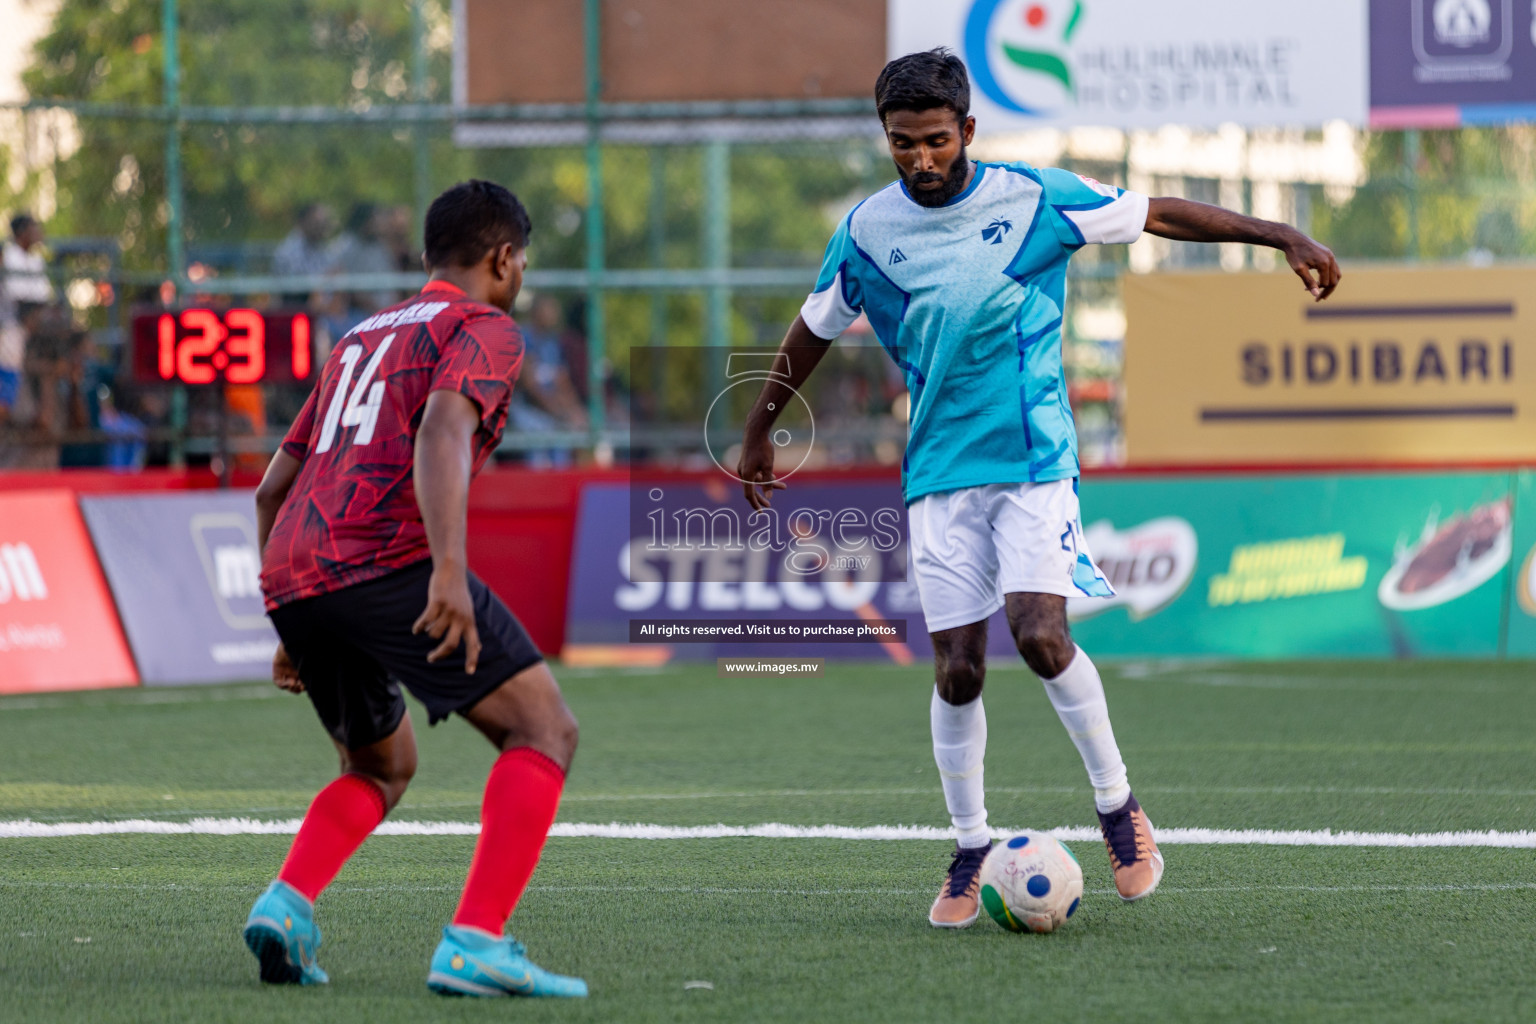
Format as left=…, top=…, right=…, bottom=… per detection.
left=316, top=334, right=395, bottom=452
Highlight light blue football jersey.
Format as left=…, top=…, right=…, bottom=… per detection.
left=801, top=162, right=1147, bottom=504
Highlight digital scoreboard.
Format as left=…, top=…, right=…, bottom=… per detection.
left=130, top=308, right=315, bottom=385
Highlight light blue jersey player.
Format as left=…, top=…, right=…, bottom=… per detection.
left=739, top=48, right=1341, bottom=928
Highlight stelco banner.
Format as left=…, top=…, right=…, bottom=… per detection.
left=567, top=471, right=1521, bottom=661
left=566, top=481, right=962, bottom=664
left=888, top=0, right=1369, bottom=130
left=0, top=490, right=138, bottom=693
left=1123, top=266, right=1536, bottom=467
left=80, top=491, right=279, bottom=686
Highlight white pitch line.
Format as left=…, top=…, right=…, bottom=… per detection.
left=3, top=878, right=1536, bottom=902
left=2, top=818, right=1536, bottom=847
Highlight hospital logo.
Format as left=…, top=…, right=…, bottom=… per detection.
left=963, top=0, right=1083, bottom=117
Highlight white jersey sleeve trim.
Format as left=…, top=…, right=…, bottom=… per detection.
left=800, top=270, right=860, bottom=340
left=1061, top=190, right=1149, bottom=246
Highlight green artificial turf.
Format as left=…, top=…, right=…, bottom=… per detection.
left=2, top=660, right=1535, bottom=1022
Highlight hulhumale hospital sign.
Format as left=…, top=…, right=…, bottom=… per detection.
left=889, top=0, right=1370, bottom=129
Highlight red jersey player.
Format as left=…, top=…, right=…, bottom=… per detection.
left=245, top=180, right=586, bottom=998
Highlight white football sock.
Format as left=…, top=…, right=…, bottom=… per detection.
left=1041, top=646, right=1131, bottom=814
left=931, top=687, right=990, bottom=848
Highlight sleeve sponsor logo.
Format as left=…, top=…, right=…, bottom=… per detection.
left=1068, top=517, right=1197, bottom=621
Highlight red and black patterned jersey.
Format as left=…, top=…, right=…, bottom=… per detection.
left=260, top=281, right=523, bottom=609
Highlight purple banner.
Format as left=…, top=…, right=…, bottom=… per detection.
left=566, top=483, right=1017, bottom=663
left=1370, top=0, right=1536, bottom=117
left=80, top=491, right=278, bottom=686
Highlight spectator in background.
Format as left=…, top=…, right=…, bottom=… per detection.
left=333, top=202, right=400, bottom=328
left=271, top=202, right=339, bottom=305
left=508, top=295, right=588, bottom=467
left=2, top=213, right=53, bottom=310
left=96, top=385, right=148, bottom=470
left=382, top=204, right=418, bottom=273
left=0, top=214, right=51, bottom=431
left=0, top=306, right=90, bottom=470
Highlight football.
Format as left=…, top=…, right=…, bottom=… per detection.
left=978, top=833, right=1084, bottom=933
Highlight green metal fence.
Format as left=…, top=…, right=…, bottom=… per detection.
left=3, top=0, right=1536, bottom=472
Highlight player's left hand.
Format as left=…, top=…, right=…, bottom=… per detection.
left=414, top=565, right=482, bottom=675
left=272, top=642, right=304, bottom=694
left=1283, top=232, right=1341, bottom=302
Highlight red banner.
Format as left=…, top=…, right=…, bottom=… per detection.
left=0, top=490, right=138, bottom=693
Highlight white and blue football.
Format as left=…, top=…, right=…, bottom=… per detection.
left=978, top=832, right=1084, bottom=933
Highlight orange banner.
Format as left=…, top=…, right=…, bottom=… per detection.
left=0, top=490, right=138, bottom=693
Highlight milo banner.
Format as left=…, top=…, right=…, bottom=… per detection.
left=1068, top=470, right=1511, bottom=657
left=80, top=491, right=279, bottom=686
left=567, top=470, right=1519, bottom=661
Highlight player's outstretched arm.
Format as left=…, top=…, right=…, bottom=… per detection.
left=1143, top=197, right=1341, bottom=302
left=412, top=389, right=483, bottom=674
left=737, top=314, right=835, bottom=511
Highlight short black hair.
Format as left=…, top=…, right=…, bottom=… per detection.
left=423, top=180, right=532, bottom=269
left=11, top=213, right=37, bottom=237
left=875, top=48, right=971, bottom=123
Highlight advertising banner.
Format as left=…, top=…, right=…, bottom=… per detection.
left=1369, top=0, right=1536, bottom=127
left=1123, top=266, right=1536, bottom=467
left=566, top=482, right=953, bottom=665
left=568, top=471, right=1516, bottom=662
left=1069, top=471, right=1512, bottom=657
left=0, top=490, right=138, bottom=693
left=80, top=491, right=279, bottom=686
left=1502, top=468, right=1536, bottom=655
left=888, top=0, right=1368, bottom=131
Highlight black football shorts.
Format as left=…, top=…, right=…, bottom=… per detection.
left=267, top=559, right=543, bottom=750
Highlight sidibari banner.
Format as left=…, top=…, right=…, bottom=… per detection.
left=80, top=491, right=279, bottom=686
left=0, top=490, right=138, bottom=693
left=887, top=0, right=1369, bottom=131
left=1123, top=266, right=1536, bottom=467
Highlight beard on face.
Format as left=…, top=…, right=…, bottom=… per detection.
left=902, top=145, right=971, bottom=209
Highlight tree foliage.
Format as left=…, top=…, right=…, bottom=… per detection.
left=1314, top=127, right=1536, bottom=262
left=22, top=0, right=891, bottom=357
left=24, top=0, right=452, bottom=269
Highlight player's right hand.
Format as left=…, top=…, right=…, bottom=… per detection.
left=1283, top=231, right=1341, bottom=302
left=272, top=642, right=304, bottom=694
left=739, top=432, right=786, bottom=511
left=414, top=565, right=482, bottom=675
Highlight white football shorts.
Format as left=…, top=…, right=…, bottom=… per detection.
left=907, top=480, right=1113, bottom=633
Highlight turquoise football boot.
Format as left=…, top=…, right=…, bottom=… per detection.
left=427, top=925, right=588, bottom=998
left=242, top=880, right=329, bottom=985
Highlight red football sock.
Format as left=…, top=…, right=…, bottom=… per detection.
left=452, top=747, right=565, bottom=935
left=277, top=773, right=387, bottom=902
